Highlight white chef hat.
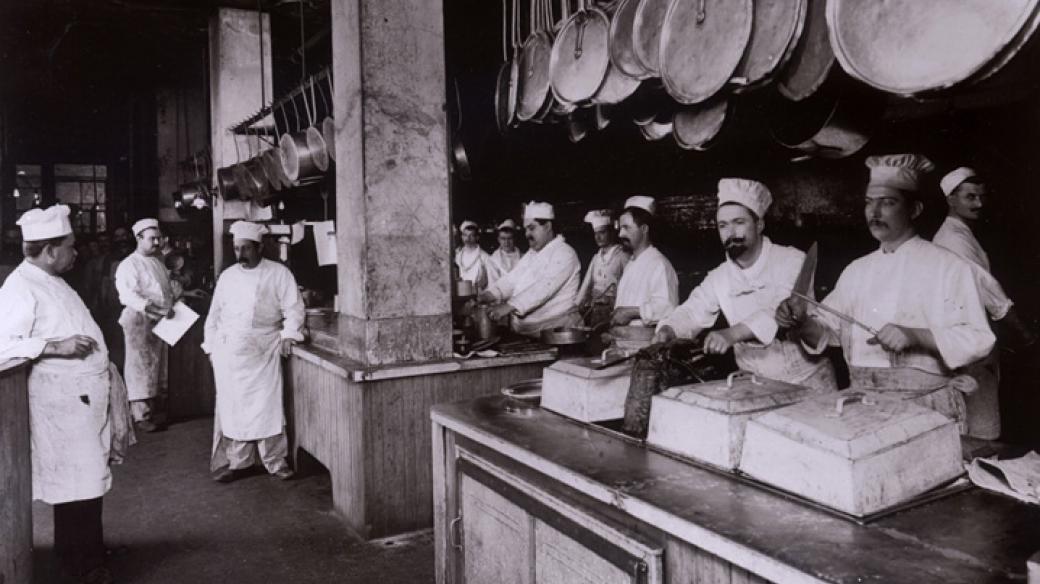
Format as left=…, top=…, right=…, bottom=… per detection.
left=523, top=201, right=555, bottom=225
left=624, top=195, right=656, bottom=215
left=584, top=210, right=612, bottom=230
left=866, top=154, right=935, bottom=192
left=459, top=220, right=478, bottom=232
left=717, top=178, right=772, bottom=218
left=132, top=218, right=160, bottom=236
left=497, top=218, right=517, bottom=231
left=17, top=204, right=72, bottom=241
left=229, top=220, right=269, bottom=242
left=940, top=167, right=979, bottom=196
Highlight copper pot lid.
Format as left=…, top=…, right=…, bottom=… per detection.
left=594, top=62, right=641, bottom=104
left=494, top=61, right=514, bottom=133
left=776, top=0, right=834, bottom=101
left=631, top=0, right=670, bottom=75
left=731, top=0, right=806, bottom=92
left=770, top=84, right=886, bottom=160
left=673, top=98, right=728, bottom=151
left=609, top=0, right=652, bottom=79
left=827, top=0, right=1040, bottom=95
left=550, top=8, right=612, bottom=105
left=516, top=32, right=554, bottom=121
left=660, top=0, right=753, bottom=104
left=306, top=127, right=329, bottom=172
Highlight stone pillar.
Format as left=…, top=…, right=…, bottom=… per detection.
left=332, top=0, right=453, bottom=366
left=208, top=8, right=272, bottom=272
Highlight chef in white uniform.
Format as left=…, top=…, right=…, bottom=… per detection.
left=454, top=220, right=491, bottom=291
left=114, top=217, right=175, bottom=432
left=0, top=205, right=131, bottom=583
left=204, top=221, right=305, bottom=482
left=656, top=179, right=837, bottom=392
left=933, top=167, right=1034, bottom=438
left=612, top=196, right=678, bottom=327
left=487, top=219, right=523, bottom=287
left=778, top=154, right=995, bottom=432
left=577, top=209, right=629, bottom=326
left=479, top=202, right=581, bottom=337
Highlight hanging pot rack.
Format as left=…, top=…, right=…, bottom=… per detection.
left=228, top=67, right=332, bottom=136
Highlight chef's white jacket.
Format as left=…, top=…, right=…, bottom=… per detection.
left=485, top=235, right=580, bottom=333
left=933, top=215, right=1012, bottom=320
left=577, top=244, right=630, bottom=305
left=615, top=245, right=677, bottom=325
left=487, top=248, right=523, bottom=287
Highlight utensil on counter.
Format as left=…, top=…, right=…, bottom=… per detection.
left=540, top=326, right=590, bottom=346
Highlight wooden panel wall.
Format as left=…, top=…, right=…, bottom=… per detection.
left=167, top=320, right=215, bottom=420
left=0, top=364, right=32, bottom=584
left=286, top=353, right=547, bottom=538
left=665, top=539, right=772, bottom=584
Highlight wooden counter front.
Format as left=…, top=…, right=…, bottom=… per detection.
left=0, top=358, right=32, bottom=584
left=286, top=343, right=556, bottom=539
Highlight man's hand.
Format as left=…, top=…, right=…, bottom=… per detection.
left=611, top=307, right=640, bottom=326
left=704, top=329, right=737, bottom=355
left=487, top=302, right=517, bottom=322
left=44, top=335, right=98, bottom=359
left=775, top=296, right=807, bottom=329
left=867, top=324, right=915, bottom=352
left=477, top=290, right=497, bottom=304
left=280, top=338, right=298, bottom=357
left=653, top=325, right=677, bottom=344
left=144, top=301, right=170, bottom=320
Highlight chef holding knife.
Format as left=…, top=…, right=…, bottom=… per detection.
left=777, top=154, right=995, bottom=433
left=655, top=179, right=837, bottom=392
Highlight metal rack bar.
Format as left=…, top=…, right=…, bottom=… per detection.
left=228, top=68, right=331, bottom=135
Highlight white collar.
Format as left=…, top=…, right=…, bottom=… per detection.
left=725, top=236, right=772, bottom=282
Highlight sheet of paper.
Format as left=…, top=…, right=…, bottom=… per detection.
left=310, top=220, right=337, bottom=266
left=290, top=221, right=306, bottom=245
left=152, top=301, right=201, bottom=346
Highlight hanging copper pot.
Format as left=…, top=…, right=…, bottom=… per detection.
left=550, top=0, right=611, bottom=106
left=769, top=78, right=887, bottom=160
left=495, top=0, right=523, bottom=133
left=262, top=148, right=289, bottom=191
left=279, top=94, right=323, bottom=182
left=516, top=0, right=555, bottom=121
left=317, top=75, right=336, bottom=163
left=730, top=0, right=806, bottom=92
left=609, top=0, right=652, bottom=79
left=216, top=166, right=240, bottom=200
left=673, top=98, right=729, bottom=151
left=777, top=0, right=835, bottom=102
left=631, top=0, right=671, bottom=76
left=660, top=0, right=753, bottom=104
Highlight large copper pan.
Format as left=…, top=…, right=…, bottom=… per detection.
left=631, top=0, right=670, bottom=76
left=593, top=0, right=641, bottom=104
left=550, top=1, right=611, bottom=106
left=731, top=0, right=806, bottom=92
left=609, top=0, right=652, bottom=80
left=777, top=0, right=834, bottom=102
left=769, top=78, right=887, bottom=160
left=827, top=0, right=1040, bottom=95
left=660, top=0, right=752, bottom=104
left=216, top=166, right=240, bottom=200
left=673, top=98, right=728, bottom=151
left=516, top=0, right=555, bottom=121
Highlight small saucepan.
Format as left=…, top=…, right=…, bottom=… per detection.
left=540, top=326, right=591, bottom=346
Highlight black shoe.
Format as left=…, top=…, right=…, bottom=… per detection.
left=212, top=467, right=246, bottom=483
left=135, top=420, right=159, bottom=433
left=272, top=468, right=295, bottom=481
left=80, top=565, right=114, bottom=584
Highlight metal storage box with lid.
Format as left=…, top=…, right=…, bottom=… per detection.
left=739, top=391, right=963, bottom=517
left=540, top=354, right=634, bottom=423
left=646, top=371, right=819, bottom=469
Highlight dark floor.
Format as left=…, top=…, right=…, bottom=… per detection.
left=32, top=417, right=435, bottom=583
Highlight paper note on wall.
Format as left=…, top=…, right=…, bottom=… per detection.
left=310, top=220, right=337, bottom=266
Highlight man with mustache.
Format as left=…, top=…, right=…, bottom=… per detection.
left=115, top=218, right=175, bottom=432
left=479, top=201, right=581, bottom=338
left=932, top=167, right=1035, bottom=439
left=655, top=179, right=837, bottom=391
left=204, top=221, right=304, bottom=482
left=577, top=209, right=629, bottom=327
left=777, top=154, right=995, bottom=432
left=611, top=196, right=678, bottom=327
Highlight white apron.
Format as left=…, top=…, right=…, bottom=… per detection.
left=119, top=308, right=166, bottom=401
left=211, top=326, right=284, bottom=440
left=29, top=368, right=113, bottom=504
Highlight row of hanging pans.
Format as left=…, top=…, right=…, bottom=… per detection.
left=492, top=0, right=1040, bottom=157
left=217, top=75, right=336, bottom=206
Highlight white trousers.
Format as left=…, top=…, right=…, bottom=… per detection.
left=223, top=432, right=289, bottom=473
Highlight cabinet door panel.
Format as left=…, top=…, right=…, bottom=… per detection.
left=460, top=474, right=533, bottom=584
left=534, top=519, right=632, bottom=584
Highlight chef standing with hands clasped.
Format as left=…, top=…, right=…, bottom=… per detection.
left=204, top=221, right=305, bottom=482
left=0, top=204, right=134, bottom=584
left=777, top=154, right=995, bottom=432
left=115, top=218, right=176, bottom=433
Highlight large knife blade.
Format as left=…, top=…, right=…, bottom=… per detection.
left=792, top=242, right=818, bottom=298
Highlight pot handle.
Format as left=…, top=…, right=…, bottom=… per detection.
left=696, top=0, right=706, bottom=23
left=725, top=370, right=761, bottom=389
left=829, top=392, right=877, bottom=417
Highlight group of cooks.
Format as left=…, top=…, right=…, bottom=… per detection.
left=0, top=207, right=301, bottom=583
left=457, top=153, right=1032, bottom=442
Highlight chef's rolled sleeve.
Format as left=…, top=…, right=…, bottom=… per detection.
left=658, top=281, right=719, bottom=338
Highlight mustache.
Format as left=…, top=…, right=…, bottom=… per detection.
left=869, top=220, right=888, bottom=229
left=723, top=237, right=746, bottom=248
